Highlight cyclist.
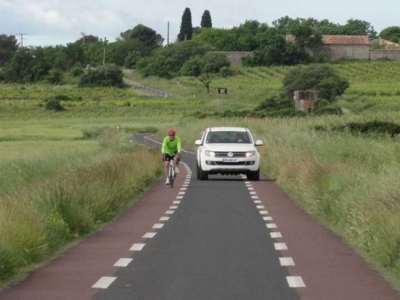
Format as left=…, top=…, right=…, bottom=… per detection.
left=161, top=129, right=182, bottom=185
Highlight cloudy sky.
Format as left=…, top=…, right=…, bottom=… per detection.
left=0, top=0, right=398, bottom=47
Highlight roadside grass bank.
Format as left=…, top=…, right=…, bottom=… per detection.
left=176, top=115, right=400, bottom=292
left=0, top=128, right=163, bottom=290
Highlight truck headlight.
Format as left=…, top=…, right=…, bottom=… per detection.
left=245, top=151, right=256, bottom=157
left=205, top=150, right=215, bottom=157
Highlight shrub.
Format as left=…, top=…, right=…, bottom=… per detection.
left=46, top=69, right=63, bottom=85
left=54, top=94, right=72, bottom=101
left=282, top=64, right=349, bottom=102
left=78, top=64, right=125, bottom=88
left=45, top=99, right=65, bottom=111
left=70, top=67, right=84, bottom=77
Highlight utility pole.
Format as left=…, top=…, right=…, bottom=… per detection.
left=17, top=33, right=27, bottom=47
left=167, top=21, right=170, bottom=45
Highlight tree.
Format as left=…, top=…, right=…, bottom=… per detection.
left=340, top=19, right=377, bottom=39
left=282, top=64, right=349, bottom=101
left=120, top=24, right=164, bottom=48
left=198, top=73, right=213, bottom=94
left=2, top=47, right=34, bottom=82
left=136, top=40, right=208, bottom=78
left=0, top=34, right=19, bottom=67
left=201, top=10, right=212, bottom=28
left=379, top=26, right=400, bottom=43
left=78, top=64, right=125, bottom=87
left=178, top=7, right=193, bottom=41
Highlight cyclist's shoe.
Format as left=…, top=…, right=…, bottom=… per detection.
left=175, top=167, right=179, bottom=174
left=165, top=178, right=170, bottom=185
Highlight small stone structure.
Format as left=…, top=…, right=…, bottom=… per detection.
left=294, top=90, right=319, bottom=113
left=216, top=51, right=254, bottom=66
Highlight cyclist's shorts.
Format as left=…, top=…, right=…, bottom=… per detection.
left=163, top=152, right=177, bottom=162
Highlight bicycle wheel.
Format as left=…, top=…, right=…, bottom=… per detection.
left=169, top=163, right=175, bottom=188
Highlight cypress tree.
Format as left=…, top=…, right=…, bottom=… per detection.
left=178, top=7, right=193, bottom=41
left=201, top=10, right=212, bottom=28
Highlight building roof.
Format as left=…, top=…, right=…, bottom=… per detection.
left=286, top=35, right=370, bottom=45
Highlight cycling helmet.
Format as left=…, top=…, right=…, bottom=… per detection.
left=168, top=129, right=176, bottom=136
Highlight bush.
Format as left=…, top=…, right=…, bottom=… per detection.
left=54, top=94, right=72, bottom=101
left=78, top=64, right=125, bottom=88
left=336, top=121, right=400, bottom=137
left=46, top=69, right=63, bottom=85
left=282, top=64, right=349, bottom=102
left=219, top=66, right=234, bottom=78
left=70, top=67, right=84, bottom=77
left=312, top=104, right=343, bottom=116
left=45, top=99, right=65, bottom=111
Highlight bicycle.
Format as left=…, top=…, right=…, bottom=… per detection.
left=168, top=154, right=177, bottom=188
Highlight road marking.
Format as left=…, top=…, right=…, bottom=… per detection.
left=251, top=196, right=259, bottom=199
left=266, top=223, right=277, bottom=229
left=160, top=216, right=170, bottom=221
left=170, top=206, right=178, bottom=209
left=176, top=196, right=184, bottom=199
left=165, top=210, right=174, bottom=214
left=256, top=205, right=265, bottom=209
left=270, top=232, right=282, bottom=238
left=92, top=277, right=116, bottom=289
left=280, top=257, right=295, bottom=266
left=274, top=243, right=288, bottom=250
left=248, top=187, right=254, bottom=190
left=178, top=192, right=185, bottom=195
left=250, top=191, right=257, bottom=195
left=181, top=188, right=187, bottom=191
left=130, top=243, right=145, bottom=251
left=259, top=210, right=268, bottom=215
left=287, top=276, right=305, bottom=288
left=153, top=223, right=164, bottom=229
left=143, top=232, right=157, bottom=238
left=114, top=258, right=133, bottom=267
left=263, top=216, right=273, bottom=221
left=173, top=201, right=181, bottom=204
left=254, top=200, right=262, bottom=204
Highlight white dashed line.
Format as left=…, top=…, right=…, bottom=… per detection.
left=254, top=200, right=262, bottom=204
left=176, top=196, right=184, bottom=199
left=173, top=201, right=181, bottom=204
left=256, top=205, right=265, bottom=209
left=251, top=196, right=259, bottom=199
left=263, top=216, right=273, bottom=221
left=160, top=216, right=170, bottom=221
left=165, top=210, right=174, bottom=214
left=114, top=258, right=133, bottom=267
left=143, top=232, right=157, bottom=238
left=259, top=210, right=269, bottom=215
left=280, top=257, right=295, bottom=266
left=266, top=223, right=277, bottom=229
left=92, top=277, right=116, bottom=289
left=270, top=232, right=283, bottom=238
left=170, top=206, right=178, bottom=209
left=130, top=243, right=145, bottom=251
left=153, top=223, right=164, bottom=229
left=287, top=276, right=305, bottom=288
left=274, top=243, right=288, bottom=250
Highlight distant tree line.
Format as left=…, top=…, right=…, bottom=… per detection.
left=0, top=9, right=399, bottom=84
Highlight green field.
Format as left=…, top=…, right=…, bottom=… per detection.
left=1, top=61, right=400, bottom=293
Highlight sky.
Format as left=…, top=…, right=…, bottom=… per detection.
left=0, top=0, right=399, bottom=47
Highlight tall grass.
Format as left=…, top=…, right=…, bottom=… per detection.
left=0, top=130, right=163, bottom=288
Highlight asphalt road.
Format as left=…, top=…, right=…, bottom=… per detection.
left=1, top=133, right=399, bottom=300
